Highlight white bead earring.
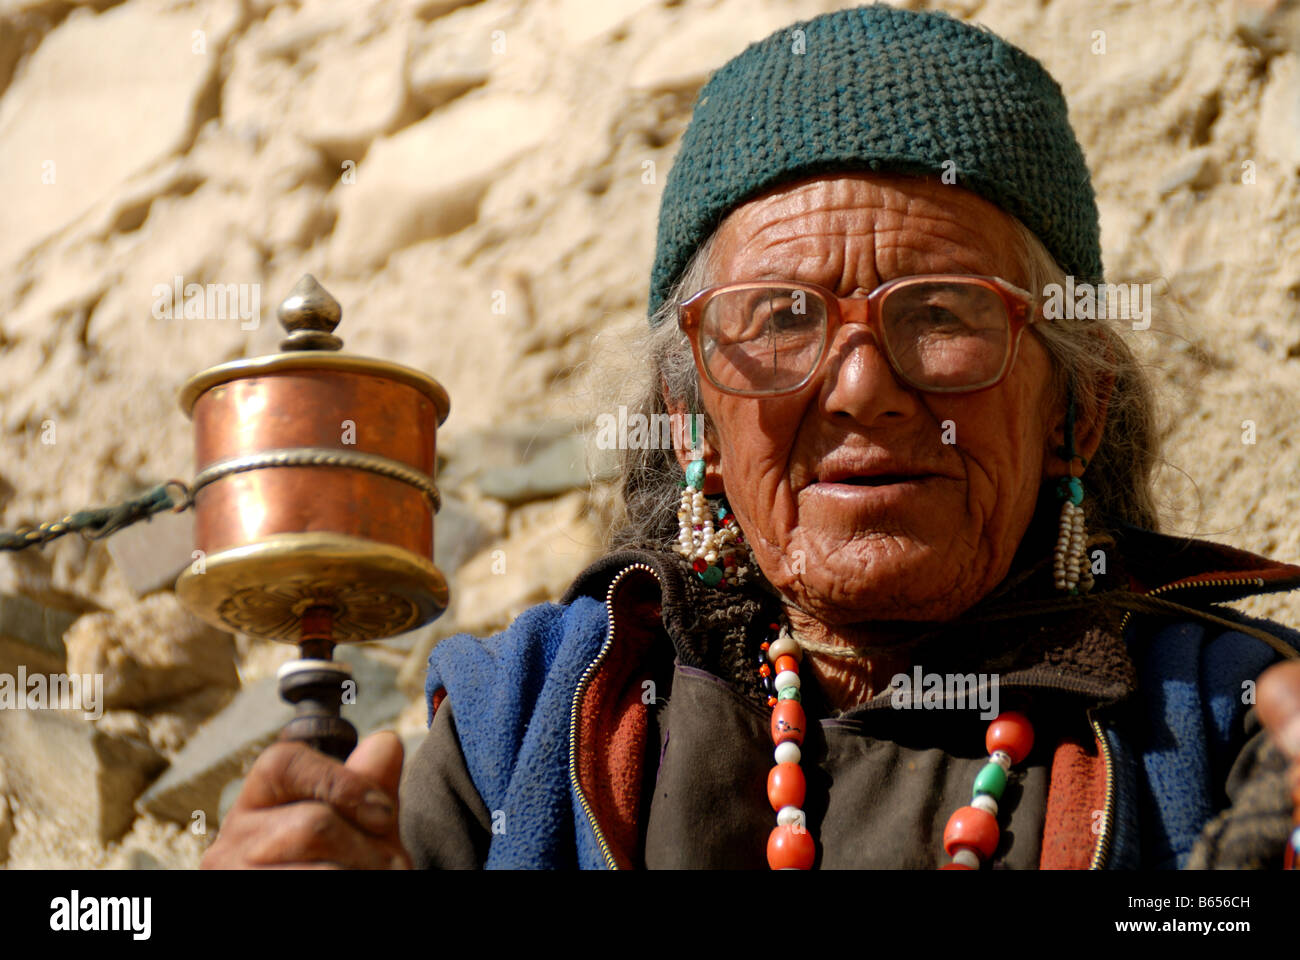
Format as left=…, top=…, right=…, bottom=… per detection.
left=673, top=413, right=748, bottom=588
left=1052, top=391, right=1093, bottom=595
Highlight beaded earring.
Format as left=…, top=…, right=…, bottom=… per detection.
left=1052, top=390, right=1094, bottom=595
left=674, top=413, right=748, bottom=588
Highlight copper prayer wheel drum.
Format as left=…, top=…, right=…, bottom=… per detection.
left=174, top=276, right=450, bottom=644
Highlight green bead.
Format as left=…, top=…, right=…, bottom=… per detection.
left=777, top=686, right=801, bottom=702
left=685, top=460, right=706, bottom=489
left=1055, top=475, right=1083, bottom=505
left=698, top=564, right=723, bottom=586
left=972, top=761, right=1007, bottom=801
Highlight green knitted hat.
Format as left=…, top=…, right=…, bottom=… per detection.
left=648, top=3, right=1102, bottom=320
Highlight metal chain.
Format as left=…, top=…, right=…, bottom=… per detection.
left=0, top=480, right=192, bottom=552
left=0, top=447, right=442, bottom=552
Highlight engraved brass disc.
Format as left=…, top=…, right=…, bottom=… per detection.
left=174, top=533, right=449, bottom=643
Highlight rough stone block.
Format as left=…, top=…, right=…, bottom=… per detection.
left=0, top=592, right=75, bottom=675
left=329, top=91, right=564, bottom=271
left=104, top=507, right=196, bottom=597
left=0, top=707, right=164, bottom=843
left=0, top=1, right=241, bottom=267
left=64, top=593, right=239, bottom=710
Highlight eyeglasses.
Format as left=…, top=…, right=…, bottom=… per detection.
left=678, top=275, right=1041, bottom=397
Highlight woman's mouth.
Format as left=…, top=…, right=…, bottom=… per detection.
left=831, top=474, right=922, bottom=486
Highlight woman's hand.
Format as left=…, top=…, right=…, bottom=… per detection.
left=1255, top=661, right=1300, bottom=865
left=200, top=730, right=413, bottom=869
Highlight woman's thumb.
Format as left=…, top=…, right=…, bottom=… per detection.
left=345, top=730, right=405, bottom=806
left=1255, top=661, right=1300, bottom=760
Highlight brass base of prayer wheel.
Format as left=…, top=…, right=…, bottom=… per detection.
left=174, top=533, right=449, bottom=643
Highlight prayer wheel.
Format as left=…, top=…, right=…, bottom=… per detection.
left=174, top=275, right=450, bottom=759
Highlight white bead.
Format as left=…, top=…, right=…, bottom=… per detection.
left=774, top=741, right=801, bottom=764
left=776, top=805, right=806, bottom=828
left=774, top=670, right=800, bottom=692
left=971, top=794, right=998, bottom=816
left=991, top=750, right=1012, bottom=770
left=951, top=846, right=981, bottom=869
left=767, top=634, right=802, bottom=663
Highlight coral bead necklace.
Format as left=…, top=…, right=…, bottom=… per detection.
left=756, top=623, right=1035, bottom=870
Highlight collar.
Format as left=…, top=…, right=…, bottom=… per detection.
left=561, top=527, right=1300, bottom=714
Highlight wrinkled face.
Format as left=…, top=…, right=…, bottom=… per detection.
left=697, top=174, right=1061, bottom=626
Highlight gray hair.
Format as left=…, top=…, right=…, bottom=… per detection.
left=610, top=218, right=1161, bottom=549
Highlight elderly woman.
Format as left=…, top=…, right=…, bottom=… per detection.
left=204, top=4, right=1300, bottom=870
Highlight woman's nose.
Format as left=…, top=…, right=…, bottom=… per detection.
left=819, top=300, right=921, bottom=424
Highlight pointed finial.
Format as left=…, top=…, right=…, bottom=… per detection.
left=278, top=275, right=343, bottom=351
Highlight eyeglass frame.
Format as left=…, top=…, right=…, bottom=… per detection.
left=677, top=274, right=1043, bottom=398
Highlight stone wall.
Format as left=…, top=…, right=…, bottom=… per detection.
left=0, top=0, right=1297, bottom=867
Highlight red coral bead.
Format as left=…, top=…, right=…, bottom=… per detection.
left=767, top=696, right=778, bottom=708
left=943, top=806, right=999, bottom=859
left=766, top=824, right=815, bottom=869
left=759, top=664, right=772, bottom=678
left=771, top=700, right=806, bottom=746
left=775, top=655, right=798, bottom=675
left=986, top=711, right=1034, bottom=764
left=766, top=762, right=806, bottom=811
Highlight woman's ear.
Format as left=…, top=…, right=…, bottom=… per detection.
left=1043, top=369, right=1113, bottom=480
left=663, top=390, right=725, bottom=495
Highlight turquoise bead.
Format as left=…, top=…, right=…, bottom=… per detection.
left=698, top=564, right=723, bottom=586
left=972, top=761, right=1007, bottom=801
left=778, top=686, right=801, bottom=702
left=1056, top=476, right=1083, bottom=505
left=685, top=460, right=706, bottom=489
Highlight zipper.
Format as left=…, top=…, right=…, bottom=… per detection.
left=1087, top=712, right=1116, bottom=870
left=1089, top=575, right=1266, bottom=870
left=1116, top=576, right=1267, bottom=636
left=568, top=562, right=661, bottom=870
